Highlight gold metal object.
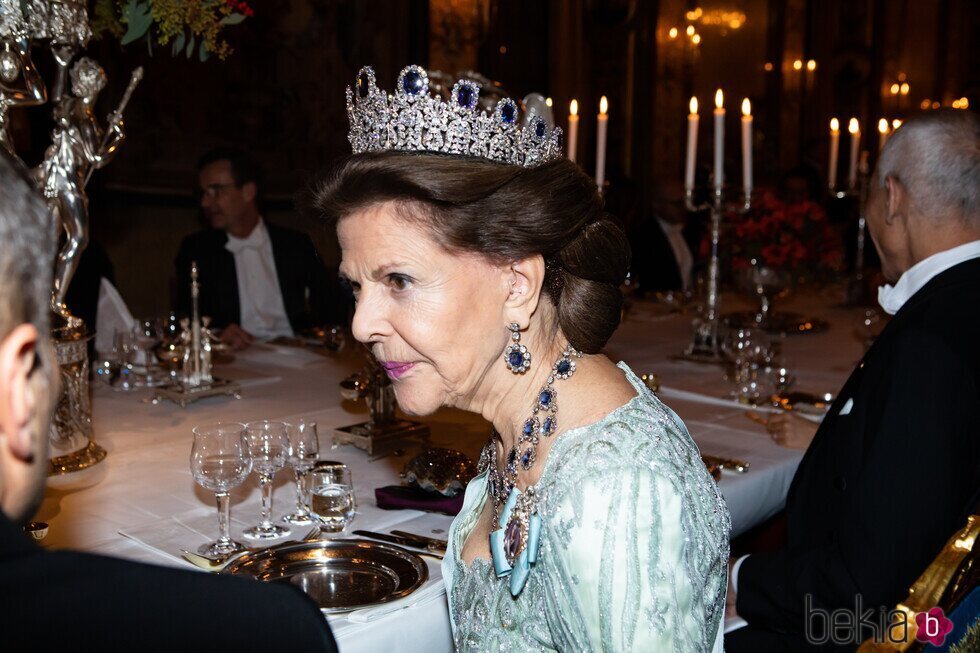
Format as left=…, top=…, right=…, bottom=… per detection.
left=49, top=440, right=107, bottom=475
left=857, top=515, right=979, bottom=651
left=222, top=539, right=429, bottom=613
left=701, top=453, right=750, bottom=474
left=771, top=391, right=834, bottom=415
left=640, top=372, right=661, bottom=393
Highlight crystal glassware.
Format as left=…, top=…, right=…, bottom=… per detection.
left=243, top=420, right=291, bottom=540
left=190, top=422, right=252, bottom=558
left=309, top=462, right=355, bottom=534
left=282, top=421, right=320, bottom=526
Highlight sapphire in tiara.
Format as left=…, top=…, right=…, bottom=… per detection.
left=534, top=118, right=546, bottom=139
left=357, top=71, right=370, bottom=99
left=500, top=100, right=517, bottom=124
left=454, top=81, right=478, bottom=110
left=403, top=69, right=425, bottom=95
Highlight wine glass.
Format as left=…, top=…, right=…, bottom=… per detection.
left=309, top=462, right=355, bottom=534
left=282, top=421, right=320, bottom=526
left=242, top=420, right=291, bottom=540
left=190, top=422, right=252, bottom=558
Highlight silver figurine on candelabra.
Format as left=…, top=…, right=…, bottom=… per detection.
left=333, top=353, right=430, bottom=457
left=151, top=262, right=241, bottom=407
left=679, top=187, right=753, bottom=363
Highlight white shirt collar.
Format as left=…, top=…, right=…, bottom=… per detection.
left=878, top=239, right=980, bottom=315
left=225, top=219, right=268, bottom=254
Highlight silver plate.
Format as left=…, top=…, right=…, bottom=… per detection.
left=222, top=539, right=428, bottom=614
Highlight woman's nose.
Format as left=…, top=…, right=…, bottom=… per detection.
left=350, top=289, right=389, bottom=345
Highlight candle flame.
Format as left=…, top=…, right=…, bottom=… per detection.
left=690, top=97, right=698, bottom=114
left=714, top=89, right=724, bottom=110
left=545, top=97, right=553, bottom=107
left=806, top=59, right=817, bottom=72
left=691, top=33, right=701, bottom=45
left=686, top=25, right=695, bottom=36
left=848, top=117, right=859, bottom=134
left=741, top=98, right=751, bottom=117
left=878, top=118, right=888, bottom=134
left=570, top=99, right=578, bottom=116
left=900, top=82, right=909, bottom=95
left=599, top=96, right=608, bottom=115
left=830, top=117, right=840, bottom=132
left=892, top=119, right=902, bottom=130
left=668, top=27, right=678, bottom=39
left=793, top=59, right=803, bottom=71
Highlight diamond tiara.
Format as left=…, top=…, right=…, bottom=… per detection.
left=346, top=65, right=564, bottom=168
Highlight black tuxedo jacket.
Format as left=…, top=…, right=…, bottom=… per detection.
left=731, top=257, right=980, bottom=651
left=0, top=513, right=337, bottom=651
left=175, top=222, right=343, bottom=331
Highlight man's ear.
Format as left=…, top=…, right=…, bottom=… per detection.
left=241, top=181, right=258, bottom=204
left=883, top=176, right=907, bottom=226
left=503, top=255, right=546, bottom=327
left=0, top=324, right=40, bottom=462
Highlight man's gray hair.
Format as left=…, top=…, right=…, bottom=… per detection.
left=0, top=153, right=55, bottom=339
left=876, top=109, right=980, bottom=225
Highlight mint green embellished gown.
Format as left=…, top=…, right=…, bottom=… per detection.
left=443, top=363, right=730, bottom=652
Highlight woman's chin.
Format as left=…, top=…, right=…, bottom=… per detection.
left=391, top=386, right=441, bottom=417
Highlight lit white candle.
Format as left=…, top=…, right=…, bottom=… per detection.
left=828, top=117, right=840, bottom=191
left=595, top=96, right=608, bottom=191
left=713, top=89, right=724, bottom=192
left=741, top=98, right=753, bottom=198
left=567, top=99, right=579, bottom=163
left=847, top=117, right=860, bottom=189
left=877, top=118, right=889, bottom=152
left=684, top=96, right=699, bottom=191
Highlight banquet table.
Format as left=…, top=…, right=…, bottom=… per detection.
left=37, top=288, right=869, bottom=652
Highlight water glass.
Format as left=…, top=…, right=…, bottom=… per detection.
left=190, top=422, right=252, bottom=558
left=309, top=462, right=355, bottom=534
left=243, top=420, right=291, bottom=540
left=282, top=421, right=320, bottom=526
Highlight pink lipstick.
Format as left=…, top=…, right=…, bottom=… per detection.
left=380, top=361, right=415, bottom=380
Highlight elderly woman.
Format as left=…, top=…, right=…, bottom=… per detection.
left=318, top=66, right=729, bottom=652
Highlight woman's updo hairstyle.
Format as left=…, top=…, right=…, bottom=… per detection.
left=316, top=152, right=631, bottom=354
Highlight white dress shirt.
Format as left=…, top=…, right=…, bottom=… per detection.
left=224, top=219, right=294, bottom=339
left=878, top=239, right=980, bottom=315
left=658, top=218, right=693, bottom=290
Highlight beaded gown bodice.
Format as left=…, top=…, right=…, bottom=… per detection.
left=443, top=363, right=730, bottom=652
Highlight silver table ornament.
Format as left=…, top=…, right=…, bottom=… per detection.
left=333, top=355, right=429, bottom=456
left=151, top=262, right=241, bottom=407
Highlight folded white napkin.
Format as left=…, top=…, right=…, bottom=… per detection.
left=95, top=278, right=137, bottom=356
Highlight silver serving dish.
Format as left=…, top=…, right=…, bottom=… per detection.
left=222, top=539, right=428, bottom=614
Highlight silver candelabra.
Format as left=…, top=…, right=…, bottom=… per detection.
left=679, top=187, right=753, bottom=362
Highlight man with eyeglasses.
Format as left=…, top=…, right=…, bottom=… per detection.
left=175, top=147, right=340, bottom=349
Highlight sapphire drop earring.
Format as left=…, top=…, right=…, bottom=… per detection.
left=503, top=322, right=531, bottom=374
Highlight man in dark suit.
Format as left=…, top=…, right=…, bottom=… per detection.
left=0, top=154, right=337, bottom=651
left=726, top=109, right=980, bottom=651
left=175, top=147, right=342, bottom=349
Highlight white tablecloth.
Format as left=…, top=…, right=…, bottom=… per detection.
left=38, top=291, right=866, bottom=652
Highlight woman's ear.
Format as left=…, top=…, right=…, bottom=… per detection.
left=0, top=324, right=40, bottom=461
left=503, top=255, right=545, bottom=327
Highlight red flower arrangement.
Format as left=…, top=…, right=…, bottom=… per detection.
left=700, top=190, right=843, bottom=280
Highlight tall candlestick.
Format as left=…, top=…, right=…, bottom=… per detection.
left=740, top=98, right=753, bottom=199
left=567, top=99, right=579, bottom=163
left=595, top=96, right=608, bottom=191
left=877, top=118, right=889, bottom=152
left=685, top=96, right=699, bottom=191
left=713, top=89, right=725, bottom=192
left=828, top=117, right=840, bottom=191
left=847, top=117, right=860, bottom=189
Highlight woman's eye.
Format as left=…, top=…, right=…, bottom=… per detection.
left=387, top=273, right=412, bottom=291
